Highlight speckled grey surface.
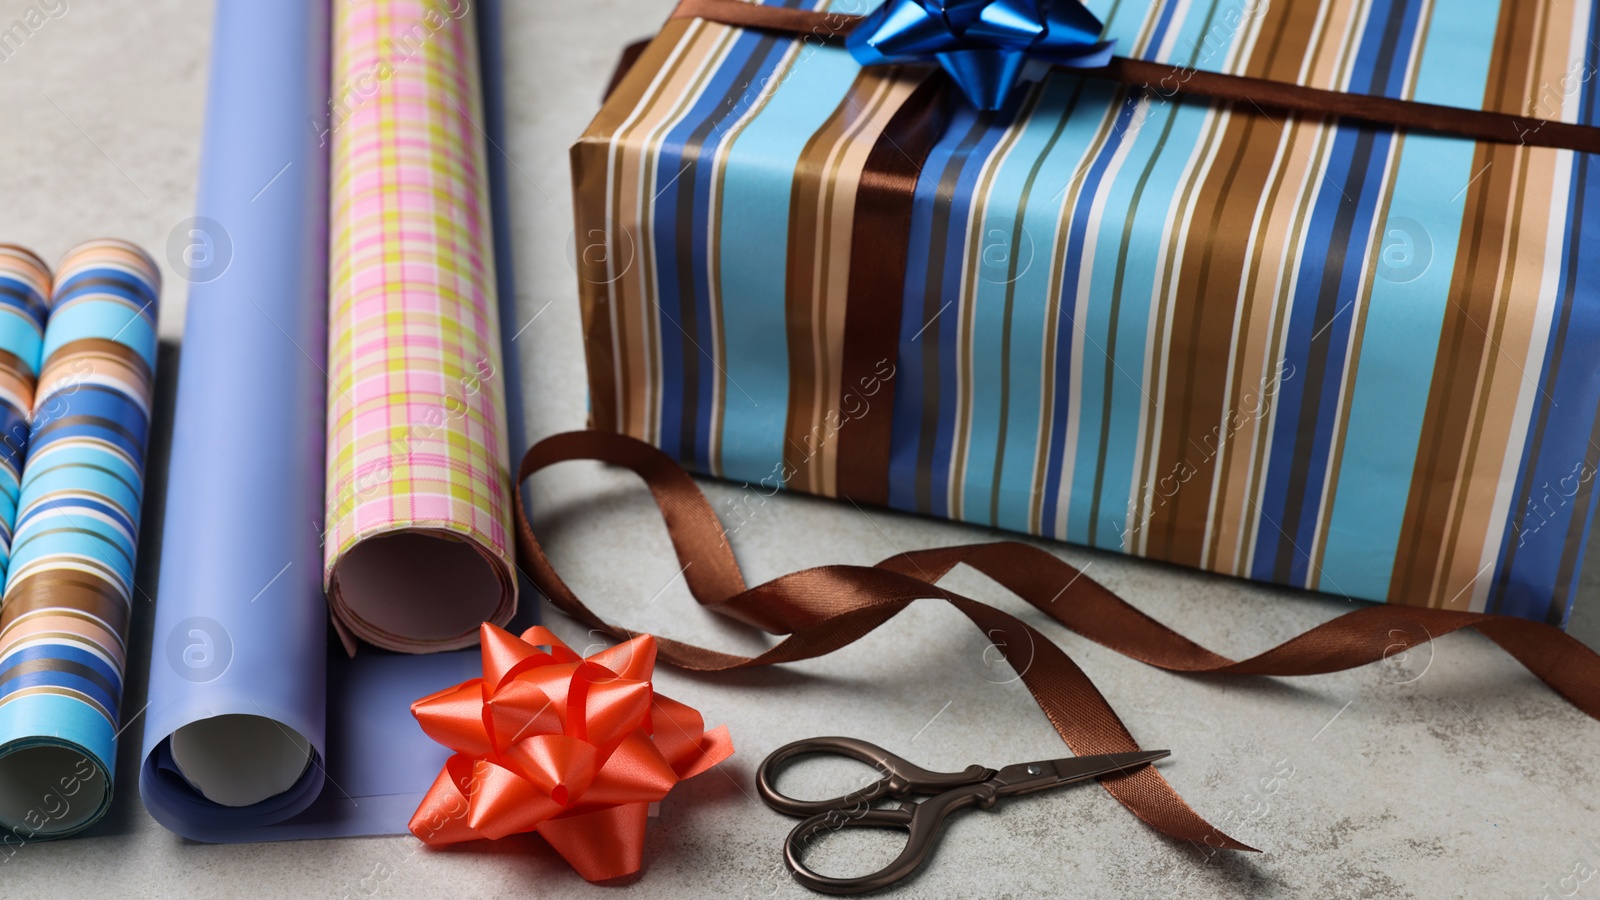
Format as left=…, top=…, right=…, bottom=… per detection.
left=0, top=1, right=1596, bottom=897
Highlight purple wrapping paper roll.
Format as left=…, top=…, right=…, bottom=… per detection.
left=139, top=0, right=525, bottom=841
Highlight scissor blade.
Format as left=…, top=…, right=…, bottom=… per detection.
left=1049, top=750, right=1171, bottom=783
left=993, top=750, right=1170, bottom=796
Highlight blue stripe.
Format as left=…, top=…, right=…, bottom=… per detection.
left=653, top=18, right=796, bottom=467
left=27, top=386, right=149, bottom=464
left=1040, top=90, right=1137, bottom=538
left=889, top=102, right=1004, bottom=514
left=41, top=301, right=157, bottom=371
left=0, top=308, right=43, bottom=376
left=0, top=644, right=121, bottom=698
left=992, top=78, right=1119, bottom=533
left=961, top=76, right=1088, bottom=524
left=1252, top=0, right=1417, bottom=585
left=11, top=447, right=141, bottom=519
left=714, top=11, right=864, bottom=484
left=0, top=275, right=50, bottom=330
left=1066, top=0, right=1224, bottom=549
left=53, top=267, right=159, bottom=309
left=1319, top=0, right=1501, bottom=598
left=1487, top=7, right=1600, bottom=623
left=0, top=694, right=117, bottom=781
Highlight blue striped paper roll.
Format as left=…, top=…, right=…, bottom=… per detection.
left=0, top=238, right=158, bottom=842
left=0, top=247, right=49, bottom=585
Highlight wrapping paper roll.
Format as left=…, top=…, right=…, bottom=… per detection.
left=139, top=0, right=521, bottom=842
left=324, top=0, right=517, bottom=653
left=0, top=247, right=48, bottom=582
left=138, top=0, right=336, bottom=834
left=0, top=239, right=158, bottom=841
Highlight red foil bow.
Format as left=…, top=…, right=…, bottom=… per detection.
left=408, top=623, right=734, bottom=881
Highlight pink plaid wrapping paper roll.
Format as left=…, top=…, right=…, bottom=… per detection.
left=325, top=0, right=516, bottom=653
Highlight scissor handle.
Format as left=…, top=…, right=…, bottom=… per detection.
left=756, top=736, right=992, bottom=816
left=782, top=781, right=999, bottom=894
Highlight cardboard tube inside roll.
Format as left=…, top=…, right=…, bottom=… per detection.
left=168, top=715, right=314, bottom=808
left=0, top=741, right=110, bottom=837
left=327, top=529, right=515, bottom=654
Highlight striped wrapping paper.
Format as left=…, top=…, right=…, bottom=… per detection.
left=0, top=247, right=49, bottom=583
left=325, top=0, right=516, bottom=653
left=573, top=0, right=1600, bottom=625
left=0, top=239, right=158, bottom=840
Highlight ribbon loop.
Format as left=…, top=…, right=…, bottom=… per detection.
left=511, top=431, right=1600, bottom=860
left=846, top=0, right=1115, bottom=108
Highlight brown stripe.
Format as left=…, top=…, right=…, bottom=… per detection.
left=604, top=40, right=653, bottom=102
left=0, top=244, right=51, bottom=288
left=54, top=239, right=158, bottom=291
left=0, top=685, right=113, bottom=723
left=1429, top=2, right=1567, bottom=608
left=1147, top=112, right=1288, bottom=565
left=821, top=76, right=919, bottom=497
left=835, top=76, right=950, bottom=505
left=673, top=0, right=861, bottom=38
left=1144, top=0, right=1318, bottom=565
left=1390, top=0, right=1538, bottom=605
left=0, top=348, right=37, bottom=466
left=0, top=573, right=129, bottom=639
left=668, top=0, right=1600, bottom=155
left=572, top=21, right=699, bottom=435
left=0, top=348, right=28, bottom=383
left=39, top=338, right=152, bottom=394
left=782, top=77, right=865, bottom=494
left=0, top=657, right=118, bottom=700
left=1224, top=10, right=1356, bottom=565
left=1551, top=411, right=1600, bottom=622
left=781, top=71, right=912, bottom=495
left=1209, top=81, right=1335, bottom=569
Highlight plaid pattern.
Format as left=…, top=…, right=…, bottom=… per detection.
left=325, top=0, right=513, bottom=605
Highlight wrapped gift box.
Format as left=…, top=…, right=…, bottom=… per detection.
left=570, top=0, right=1600, bottom=625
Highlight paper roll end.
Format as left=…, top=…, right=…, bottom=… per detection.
left=0, top=741, right=111, bottom=839
left=168, top=714, right=313, bottom=808
left=328, top=529, right=514, bottom=653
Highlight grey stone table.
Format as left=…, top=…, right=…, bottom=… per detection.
left=0, top=0, right=1594, bottom=897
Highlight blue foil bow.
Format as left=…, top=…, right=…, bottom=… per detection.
left=846, top=0, right=1115, bottom=110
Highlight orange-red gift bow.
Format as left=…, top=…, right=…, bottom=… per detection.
left=407, top=623, right=734, bottom=881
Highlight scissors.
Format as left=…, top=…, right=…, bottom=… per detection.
left=756, top=736, right=1170, bottom=894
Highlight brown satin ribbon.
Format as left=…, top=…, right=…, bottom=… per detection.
left=514, top=430, right=1600, bottom=854
left=669, top=0, right=1600, bottom=155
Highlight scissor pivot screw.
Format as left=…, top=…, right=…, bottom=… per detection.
left=1026, top=765, right=1042, bottom=776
